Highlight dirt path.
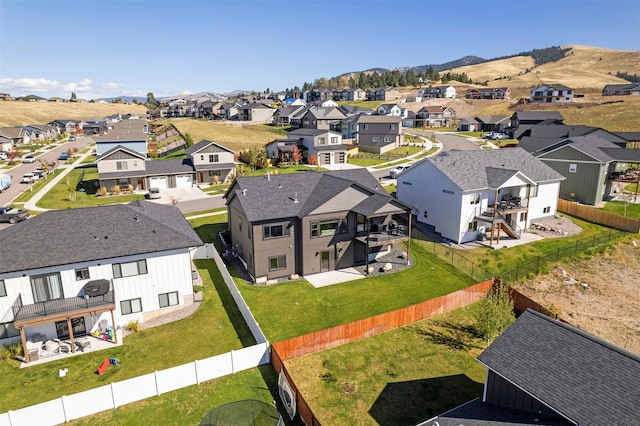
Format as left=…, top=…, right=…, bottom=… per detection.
left=513, top=239, right=640, bottom=354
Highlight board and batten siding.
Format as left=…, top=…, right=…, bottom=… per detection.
left=252, top=220, right=297, bottom=281
left=300, top=211, right=356, bottom=276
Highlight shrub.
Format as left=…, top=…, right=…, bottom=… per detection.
left=127, top=319, right=140, bottom=333
left=0, top=343, right=23, bottom=360
left=111, top=185, right=121, bottom=194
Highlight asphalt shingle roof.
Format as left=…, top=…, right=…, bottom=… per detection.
left=0, top=201, right=202, bottom=274
left=225, top=169, right=400, bottom=222
left=477, top=309, right=640, bottom=425
left=418, top=148, right=565, bottom=191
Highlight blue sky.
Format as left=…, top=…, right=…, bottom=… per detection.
left=1, top=0, right=638, bottom=99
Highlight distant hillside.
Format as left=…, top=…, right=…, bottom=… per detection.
left=93, top=96, right=146, bottom=103
left=0, top=102, right=148, bottom=127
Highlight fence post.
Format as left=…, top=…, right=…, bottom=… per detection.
left=194, top=359, right=200, bottom=385
left=110, top=382, right=118, bottom=409
left=154, top=371, right=161, bottom=396
left=61, top=395, right=69, bottom=423
left=231, top=350, right=235, bottom=374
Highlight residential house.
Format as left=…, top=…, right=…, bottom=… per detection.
left=418, top=85, right=457, bottom=99
left=613, top=131, right=640, bottom=149
left=281, top=98, right=306, bottom=107
left=309, top=99, right=338, bottom=108
left=299, top=106, right=346, bottom=132
left=265, top=138, right=308, bottom=164
left=396, top=148, right=565, bottom=244
left=376, top=103, right=407, bottom=118
left=82, top=118, right=108, bottom=135
left=95, top=128, right=148, bottom=156
left=367, top=87, right=401, bottom=101
left=602, top=83, right=640, bottom=96
left=185, top=140, right=236, bottom=185
left=457, top=118, right=479, bottom=132
left=287, top=128, right=347, bottom=166
left=17, top=95, right=47, bottom=102
left=356, top=115, right=403, bottom=154
left=48, top=119, right=78, bottom=134
left=0, top=93, right=13, bottom=101
left=510, top=111, right=564, bottom=135
left=24, top=124, right=59, bottom=141
left=524, top=133, right=640, bottom=205
left=472, top=309, right=640, bottom=425
left=272, top=105, right=306, bottom=126
left=237, top=103, right=274, bottom=122
left=0, top=135, right=12, bottom=152
left=474, top=115, right=511, bottom=132
left=464, top=87, right=510, bottom=99
left=220, top=103, right=239, bottom=120
left=224, top=169, right=412, bottom=283
left=47, top=97, right=65, bottom=102
left=339, top=88, right=366, bottom=101
left=529, top=84, right=574, bottom=103
left=304, top=89, right=333, bottom=103
left=0, top=126, right=31, bottom=147
left=0, top=201, right=202, bottom=363
left=412, top=106, right=456, bottom=128
left=197, top=100, right=225, bottom=119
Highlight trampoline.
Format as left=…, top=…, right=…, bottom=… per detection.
left=200, top=399, right=282, bottom=426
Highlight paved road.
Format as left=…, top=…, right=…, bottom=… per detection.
left=0, top=135, right=94, bottom=206
left=412, top=130, right=482, bottom=152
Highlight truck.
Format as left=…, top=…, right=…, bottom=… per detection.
left=0, top=206, right=29, bottom=224
left=0, top=174, right=10, bottom=193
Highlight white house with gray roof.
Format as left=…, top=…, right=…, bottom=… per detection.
left=287, top=128, right=347, bottom=166
left=397, top=148, right=565, bottom=245
left=0, top=201, right=202, bottom=363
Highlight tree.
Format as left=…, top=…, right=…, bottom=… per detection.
left=70, top=92, right=77, bottom=101
left=146, top=92, right=158, bottom=107
left=473, top=284, right=515, bottom=345
left=183, top=133, right=193, bottom=149
left=291, top=144, right=303, bottom=165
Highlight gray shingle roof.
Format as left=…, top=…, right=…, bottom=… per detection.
left=477, top=309, right=640, bottom=425
left=185, top=140, right=234, bottom=156
left=417, top=148, right=565, bottom=191
left=537, top=134, right=639, bottom=163
left=96, top=145, right=147, bottom=161
left=225, top=169, right=403, bottom=222
left=512, top=111, right=565, bottom=122
left=0, top=201, right=202, bottom=275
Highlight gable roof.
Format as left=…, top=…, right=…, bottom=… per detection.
left=536, top=134, right=640, bottom=163
left=288, top=128, right=338, bottom=137
left=477, top=309, right=640, bottom=425
left=185, top=139, right=234, bottom=156
left=533, top=83, right=573, bottom=91
left=303, top=106, right=346, bottom=120
left=225, top=169, right=405, bottom=222
left=0, top=201, right=202, bottom=275
left=96, top=145, right=147, bottom=161
left=512, top=111, right=565, bottom=122
left=357, top=115, right=402, bottom=124
left=417, top=148, right=564, bottom=191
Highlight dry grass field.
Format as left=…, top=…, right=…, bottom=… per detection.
left=0, top=101, right=148, bottom=127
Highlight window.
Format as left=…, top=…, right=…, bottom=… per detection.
left=30, top=272, right=63, bottom=303
left=528, top=185, right=539, bottom=198
left=384, top=136, right=392, bottom=143
left=569, top=163, right=577, bottom=173
left=363, top=124, right=368, bottom=130
left=75, top=267, right=90, bottom=281
left=263, top=224, right=290, bottom=239
left=269, top=255, right=286, bottom=271
left=0, top=279, right=5, bottom=297
left=423, top=211, right=428, bottom=218
left=389, top=124, right=395, bottom=130
left=330, top=137, right=338, bottom=144
left=112, top=260, right=148, bottom=278
left=310, top=219, right=343, bottom=238
left=200, top=155, right=204, bottom=161
left=543, top=206, right=551, bottom=214
left=468, top=221, right=478, bottom=231
left=116, top=161, right=128, bottom=171
left=318, top=137, right=326, bottom=145
left=372, top=136, right=381, bottom=143
left=519, top=212, right=528, bottom=222
left=469, top=193, right=480, bottom=204
left=120, top=298, right=142, bottom=315
left=0, top=322, right=19, bottom=339
left=442, top=189, right=454, bottom=195
left=209, top=154, right=219, bottom=163
left=159, top=291, right=179, bottom=308
left=238, top=217, right=242, bottom=232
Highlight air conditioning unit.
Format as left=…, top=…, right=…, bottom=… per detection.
left=478, top=226, right=486, bottom=233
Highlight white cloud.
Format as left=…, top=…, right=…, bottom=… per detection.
left=181, top=89, right=193, bottom=95
left=102, top=82, right=123, bottom=90
left=0, top=77, right=95, bottom=94
left=62, top=78, right=93, bottom=92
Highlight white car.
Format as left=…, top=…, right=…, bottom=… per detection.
left=22, top=154, right=36, bottom=163
left=390, top=164, right=412, bottom=179
left=22, top=173, right=39, bottom=183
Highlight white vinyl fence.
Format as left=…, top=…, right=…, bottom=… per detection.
left=1, top=244, right=270, bottom=426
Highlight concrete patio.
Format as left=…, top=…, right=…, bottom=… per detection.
left=21, top=333, right=122, bottom=368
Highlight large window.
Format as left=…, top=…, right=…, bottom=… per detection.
left=116, top=161, right=128, bottom=171
left=311, top=219, right=346, bottom=238
left=0, top=279, right=5, bottom=297
left=318, top=137, right=326, bottom=145
left=112, top=260, right=148, bottom=278
left=209, top=154, right=219, bottom=163
left=330, top=137, right=338, bottom=144
left=528, top=185, right=539, bottom=198
left=159, top=291, right=179, bottom=308
left=0, top=321, right=19, bottom=339
left=263, top=224, right=290, bottom=239
left=269, top=255, right=286, bottom=271
left=30, top=272, right=63, bottom=303
left=121, top=298, right=142, bottom=315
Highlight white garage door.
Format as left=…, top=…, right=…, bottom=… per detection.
left=176, top=175, right=192, bottom=188
left=149, top=176, right=167, bottom=189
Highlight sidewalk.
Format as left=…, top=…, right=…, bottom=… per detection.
left=22, top=149, right=95, bottom=211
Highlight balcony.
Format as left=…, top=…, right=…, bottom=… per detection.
left=13, top=291, right=116, bottom=328
left=356, top=222, right=409, bottom=247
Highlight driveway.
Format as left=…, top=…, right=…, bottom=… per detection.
left=145, top=187, right=209, bottom=206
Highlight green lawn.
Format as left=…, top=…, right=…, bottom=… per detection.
left=238, top=239, right=476, bottom=342
left=36, top=167, right=145, bottom=209
left=601, top=200, right=640, bottom=219
left=10, top=169, right=63, bottom=203
left=69, top=366, right=281, bottom=426
left=0, top=258, right=253, bottom=412
left=285, top=303, right=487, bottom=425
left=348, top=156, right=388, bottom=167
left=236, top=164, right=326, bottom=177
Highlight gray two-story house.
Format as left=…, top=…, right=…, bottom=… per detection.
left=356, top=115, right=403, bottom=154
left=224, top=169, right=412, bottom=283
left=287, top=128, right=347, bottom=166
left=185, top=140, right=236, bottom=185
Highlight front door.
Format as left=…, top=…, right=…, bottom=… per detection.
left=320, top=251, right=330, bottom=272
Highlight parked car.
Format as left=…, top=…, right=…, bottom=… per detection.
left=0, top=206, right=29, bottom=224
left=23, top=154, right=36, bottom=163
left=33, top=166, right=45, bottom=178
left=59, top=152, right=69, bottom=160
left=145, top=187, right=161, bottom=199
left=21, top=173, right=39, bottom=183
left=484, top=132, right=509, bottom=140
left=69, top=135, right=76, bottom=141
left=390, top=164, right=412, bottom=179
